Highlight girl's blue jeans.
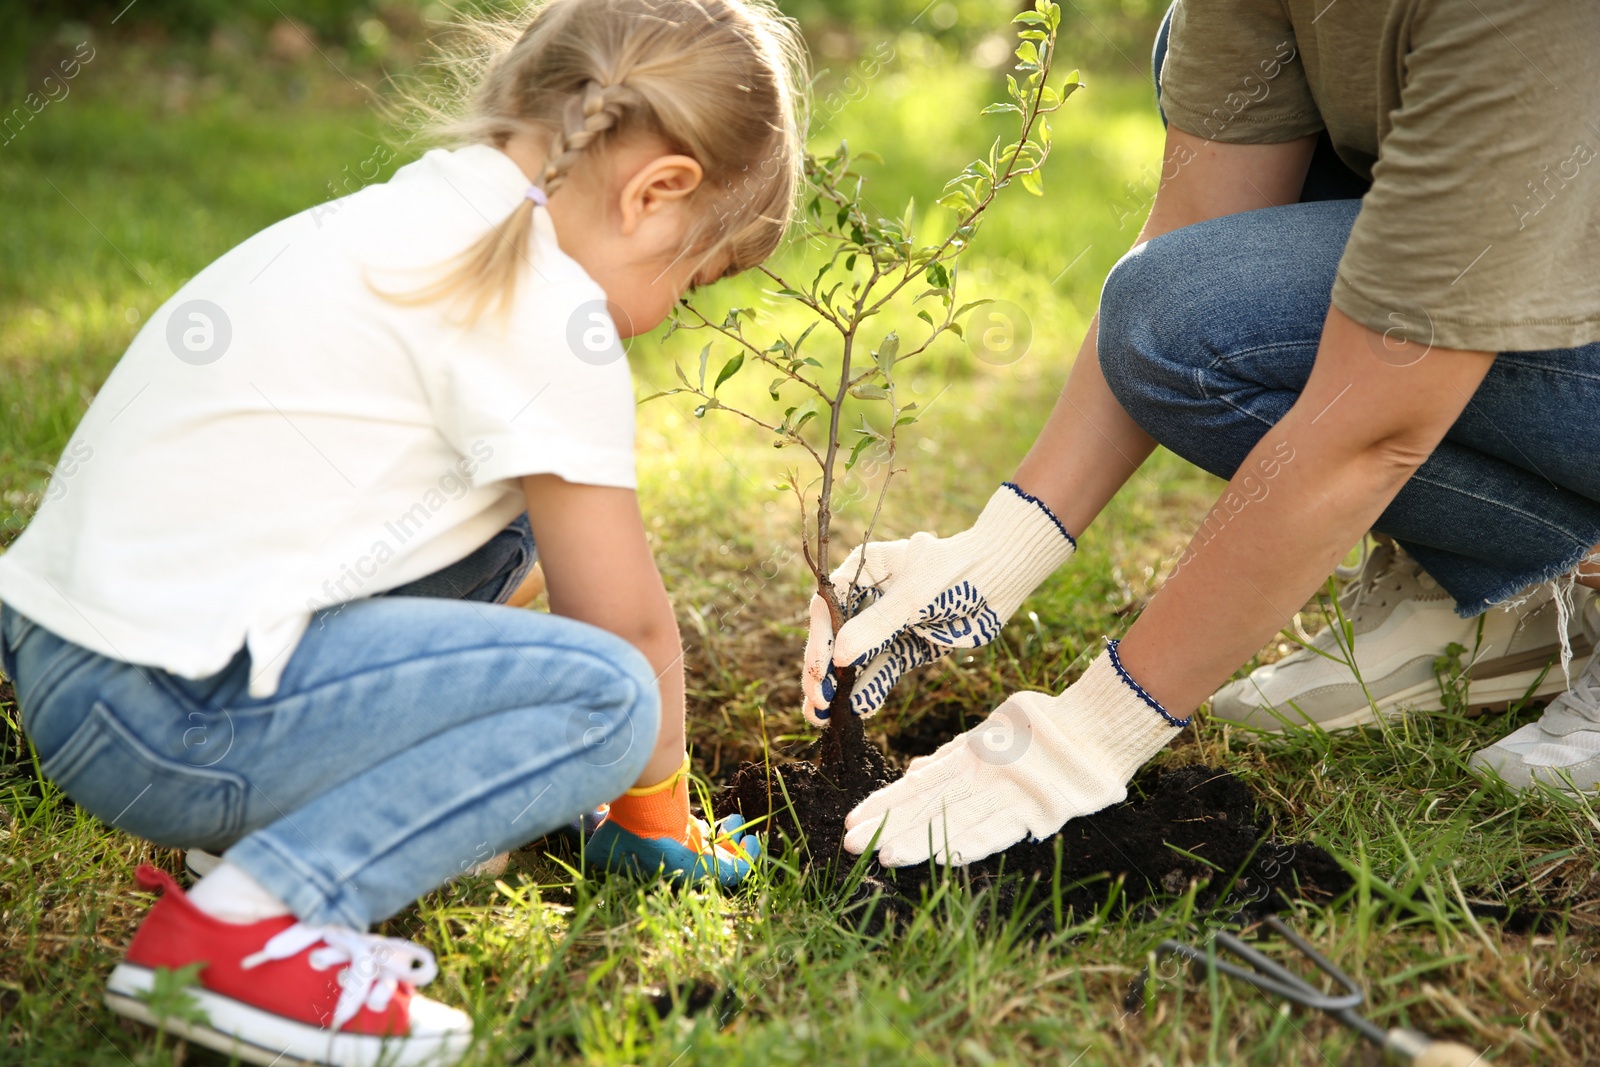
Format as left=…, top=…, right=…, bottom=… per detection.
left=1, top=516, right=660, bottom=929
left=1102, top=13, right=1600, bottom=616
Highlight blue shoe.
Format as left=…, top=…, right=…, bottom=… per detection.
left=587, top=813, right=762, bottom=887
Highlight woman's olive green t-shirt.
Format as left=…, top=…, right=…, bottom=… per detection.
left=1159, top=0, right=1599, bottom=353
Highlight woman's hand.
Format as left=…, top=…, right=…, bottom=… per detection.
left=800, top=484, right=1076, bottom=724
left=843, top=644, right=1184, bottom=866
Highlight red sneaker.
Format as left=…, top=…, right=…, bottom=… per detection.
left=104, top=865, right=472, bottom=1066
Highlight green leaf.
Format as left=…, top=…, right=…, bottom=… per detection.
left=135, top=964, right=211, bottom=1029
left=673, top=361, right=692, bottom=390
left=639, top=389, right=684, bottom=403
left=1013, top=10, right=1048, bottom=24
left=845, top=434, right=875, bottom=470
left=713, top=352, right=744, bottom=393
left=793, top=399, right=821, bottom=433
left=936, top=189, right=973, bottom=213
left=874, top=332, right=900, bottom=376
left=1021, top=169, right=1045, bottom=196
left=850, top=383, right=889, bottom=401
left=917, top=309, right=935, bottom=327
left=697, top=345, right=711, bottom=391
left=981, top=102, right=1022, bottom=116
left=954, top=299, right=993, bottom=319
left=768, top=377, right=786, bottom=400
left=693, top=398, right=722, bottom=418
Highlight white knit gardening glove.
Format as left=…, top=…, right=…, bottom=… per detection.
left=801, top=483, right=1076, bottom=725
left=842, top=642, right=1188, bottom=867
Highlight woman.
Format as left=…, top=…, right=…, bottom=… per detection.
left=800, top=0, right=1600, bottom=867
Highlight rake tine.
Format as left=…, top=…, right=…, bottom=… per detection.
left=1262, top=916, right=1366, bottom=1001
left=1153, top=925, right=1488, bottom=1065
left=1157, top=927, right=1365, bottom=1013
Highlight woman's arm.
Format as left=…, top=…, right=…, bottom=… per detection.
left=521, top=474, right=685, bottom=787
left=1116, top=307, right=1495, bottom=713
left=1013, top=128, right=1317, bottom=536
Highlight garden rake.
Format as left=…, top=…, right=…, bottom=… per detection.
left=1153, top=916, right=1484, bottom=1066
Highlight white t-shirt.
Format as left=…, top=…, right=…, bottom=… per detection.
left=0, top=144, right=635, bottom=697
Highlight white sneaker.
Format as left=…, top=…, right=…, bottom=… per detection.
left=186, top=848, right=223, bottom=878
left=1471, top=597, right=1600, bottom=792
left=1211, top=540, right=1593, bottom=731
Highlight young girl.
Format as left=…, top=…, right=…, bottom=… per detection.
left=0, top=1, right=804, bottom=1063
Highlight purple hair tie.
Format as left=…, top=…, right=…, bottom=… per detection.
left=525, top=185, right=548, bottom=207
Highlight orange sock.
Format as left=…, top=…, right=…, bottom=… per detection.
left=605, top=755, right=698, bottom=847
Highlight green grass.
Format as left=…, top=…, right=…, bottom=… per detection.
left=4, top=27, right=1600, bottom=1067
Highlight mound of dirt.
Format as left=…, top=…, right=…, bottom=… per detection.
left=716, top=707, right=891, bottom=871
left=712, top=706, right=1350, bottom=932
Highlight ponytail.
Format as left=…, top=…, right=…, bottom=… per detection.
left=376, top=0, right=805, bottom=327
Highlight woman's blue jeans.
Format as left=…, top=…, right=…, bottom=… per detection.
left=0, top=516, right=660, bottom=929
left=1124, top=5, right=1600, bottom=614
left=1098, top=202, right=1600, bottom=617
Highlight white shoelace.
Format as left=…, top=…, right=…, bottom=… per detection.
left=241, top=924, right=438, bottom=1030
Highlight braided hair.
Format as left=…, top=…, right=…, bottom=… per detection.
left=387, top=0, right=806, bottom=325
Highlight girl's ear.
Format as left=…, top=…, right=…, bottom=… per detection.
left=618, top=154, right=704, bottom=234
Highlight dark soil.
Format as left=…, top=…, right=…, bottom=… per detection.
left=712, top=682, right=1352, bottom=933
left=883, top=700, right=972, bottom=760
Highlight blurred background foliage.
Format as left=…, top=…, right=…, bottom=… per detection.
left=0, top=0, right=1168, bottom=100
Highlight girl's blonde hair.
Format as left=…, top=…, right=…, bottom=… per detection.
left=393, top=0, right=807, bottom=324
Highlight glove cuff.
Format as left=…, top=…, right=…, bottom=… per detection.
left=1045, top=643, right=1187, bottom=782
left=967, top=483, right=1077, bottom=617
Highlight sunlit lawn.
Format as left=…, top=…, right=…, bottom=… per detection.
left=2, top=29, right=1598, bottom=1067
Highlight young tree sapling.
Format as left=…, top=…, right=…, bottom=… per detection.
left=654, top=1, right=1076, bottom=738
